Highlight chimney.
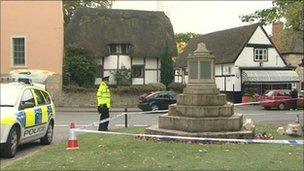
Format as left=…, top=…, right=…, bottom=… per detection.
left=272, top=22, right=283, bottom=50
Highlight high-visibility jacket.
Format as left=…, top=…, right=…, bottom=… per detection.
left=96, top=82, right=111, bottom=108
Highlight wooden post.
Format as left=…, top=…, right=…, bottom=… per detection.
left=124, top=103, right=128, bottom=128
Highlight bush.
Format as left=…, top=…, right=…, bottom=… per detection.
left=63, top=83, right=166, bottom=95
left=63, top=46, right=97, bottom=87
left=112, top=83, right=166, bottom=95
left=111, top=67, right=131, bottom=86
left=168, top=82, right=186, bottom=93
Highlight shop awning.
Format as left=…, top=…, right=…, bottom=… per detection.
left=242, top=70, right=300, bottom=84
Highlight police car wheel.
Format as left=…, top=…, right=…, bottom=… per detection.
left=40, top=124, right=53, bottom=145
left=2, top=126, right=19, bottom=158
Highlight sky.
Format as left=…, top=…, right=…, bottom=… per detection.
left=112, top=1, right=274, bottom=35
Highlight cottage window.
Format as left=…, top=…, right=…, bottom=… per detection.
left=109, top=44, right=118, bottom=54
left=254, top=48, right=268, bottom=62
left=108, top=44, right=131, bottom=55
left=12, top=37, right=25, bottom=66
left=132, top=65, right=144, bottom=78
left=121, top=44, right=130, bottom=55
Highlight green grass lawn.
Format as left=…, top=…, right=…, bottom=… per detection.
left=2, top=125, right=303, bottom=170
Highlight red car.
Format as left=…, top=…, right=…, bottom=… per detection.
left=297, top=91, right=304, bottom=108
left=259, top=89, right=294, bottom=110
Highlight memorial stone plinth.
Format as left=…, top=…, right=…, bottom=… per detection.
left=146, top=43, right=255, bottom=138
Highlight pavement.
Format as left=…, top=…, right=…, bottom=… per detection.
left=57, top=106, right=141, bottom=112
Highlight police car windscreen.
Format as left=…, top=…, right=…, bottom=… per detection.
left=0, top=86, right=19, bottom=106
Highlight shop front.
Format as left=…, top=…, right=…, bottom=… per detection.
left=241, top=70, right=300, bottom=97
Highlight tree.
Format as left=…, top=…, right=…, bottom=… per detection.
left=63, top=0, right=113, bottom=26
left=63, top=46, right=97, bottom=87
left=160, top=45, right=175, bottom=87
left=175, top=32, right=201, bottom=54
left=175, top=32, right=201, bottom=43
left=240, top=0, right=303, bottom=32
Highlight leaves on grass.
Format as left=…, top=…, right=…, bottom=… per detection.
left=2, top=125, right=303, bottom=170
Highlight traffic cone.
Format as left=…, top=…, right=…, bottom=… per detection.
left=67, top=122, right=79, bottom=150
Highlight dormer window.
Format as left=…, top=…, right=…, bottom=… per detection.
left=108, top=44, right=131, bottom=55
left=254, top=48, right=268, bottom=62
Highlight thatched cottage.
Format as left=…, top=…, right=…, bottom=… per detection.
left=65, top=8, right=177, bottom=85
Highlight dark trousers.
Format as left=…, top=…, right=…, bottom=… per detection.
left=292, top=99, right=297, bottom=110
left=98, top=105, right=109, bottom=131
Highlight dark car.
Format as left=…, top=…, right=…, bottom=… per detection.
left=138, top=91, right=177, bottom=111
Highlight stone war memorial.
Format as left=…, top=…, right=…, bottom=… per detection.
left=146, top=42, right=255, bottom=138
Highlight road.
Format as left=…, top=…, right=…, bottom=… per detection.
left=1, top=105, right=303, bottom=165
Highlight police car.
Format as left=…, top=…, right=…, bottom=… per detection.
left=0, top=81, right=55, bottom=158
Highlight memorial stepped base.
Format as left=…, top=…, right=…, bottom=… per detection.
left=158, top=113, right=243, bottom=132
left=177, top=94, right=226, bottom=106
left=168, top=103, right=234, bottom=117
left=146, top=125, right=255, bottom=139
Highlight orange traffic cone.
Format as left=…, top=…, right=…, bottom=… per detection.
left=67, top=122, right=79, bottom=150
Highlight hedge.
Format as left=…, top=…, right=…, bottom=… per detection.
left=63, top=83, right=166, bottom=95
left=168, top=82, right=186, bottom=93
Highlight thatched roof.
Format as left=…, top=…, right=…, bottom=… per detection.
left=177, top=23, right=260, bottom=68
left=65, top=8, right=177, bottom=58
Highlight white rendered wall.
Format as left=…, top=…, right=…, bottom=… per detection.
left=215, top=77, right=224, bottom=90
left=132, top=78, right=144, bottom=85
left=132, top=58, right=158, bottom=84
left=145, top=70, right=158, bottom=84
left=119, top=55, right=131, bottom=69
left=223, top=63, right=237, bottom=91
left=104, top=55, right=131, bottom=85
left=233, top=72, right=242, bottom=91
left=104, top=55, right=133, bottom=69
left=145, top=58, right=158, bottom=84
left=214, top=63, right=240, bottom=91
left=235, top=47, right=285, bottom=67
left=248, top=26, right=272, bottom=44
left=104, top=55, right=118, bottom=69
left=221, top=64, right=234, bottom=75
left=145, top=58, right=157, bottom=69
left=215, top=65, right=221, bottom=75
left=236, top=26, right=285, bottom=67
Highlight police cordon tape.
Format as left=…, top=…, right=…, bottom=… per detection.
left=69, top=98, right=303, bottom=147
left=234, top=97, right=302, bottom=106
left=92, top=110, right=169, bottom=125
left=83, top=97, right=303, bottom=128
left=78, top=110, right=169, bottom=129
left=71, top=128, right=304, bottom=145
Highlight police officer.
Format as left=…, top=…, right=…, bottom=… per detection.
left=96, top=76, right=111, bottom=131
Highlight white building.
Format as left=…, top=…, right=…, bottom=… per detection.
left=65, top=8, right=177, bottom=85
left=176, top=23, right=299, bottom=102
